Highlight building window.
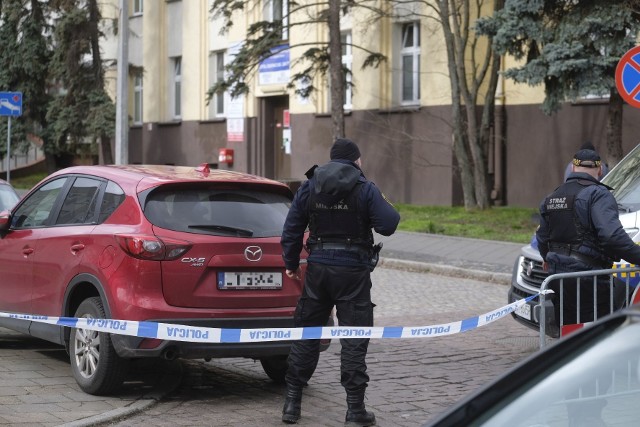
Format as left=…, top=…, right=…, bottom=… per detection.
left=133, top=0, right=143, bottom=15
left=266, top=0, right=288, bottom=40
left=401, top=22, right=420, bottom=104
left=209, top=51, right=226, bottom=118
left=342, top=32, right=352, bottom=110
left=133, top=71, right=143, bottom=124
left=172, top=57, right=181, bottom=119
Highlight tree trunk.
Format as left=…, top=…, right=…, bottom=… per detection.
left=328, top=0, right=345, bottom=139
left=438, top=0, right=473, bottom=208
left=44, top=152, right=58, bottom=175
left=441, top=0, right=501, bottom=209
left=453, top=129, right=477, bottom=208
left=100, top=135, right=114, bottom=165
left=605, top=89, right=624, bottom=167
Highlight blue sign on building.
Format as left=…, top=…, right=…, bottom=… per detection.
left=258, top=45, right=290, bottom=86
left=0, top=92, right=23, bottom=117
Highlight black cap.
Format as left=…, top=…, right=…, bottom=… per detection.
left=330, top=138, right=361, bottom=162
left=572, top=149, right=601, bottom=168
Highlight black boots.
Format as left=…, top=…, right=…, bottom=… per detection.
left=281, top=386, right=302, bottom=424
left=345, top=391, right=376, bottom=426
left=282, top=387, right=376, bottom=426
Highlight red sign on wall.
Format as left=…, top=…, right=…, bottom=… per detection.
left=283, top=110, right=290, bottom=128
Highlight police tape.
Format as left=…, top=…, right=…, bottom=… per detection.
left=0, top=294, right=540, bottom=343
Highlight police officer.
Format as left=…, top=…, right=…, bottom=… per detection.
left=536, top=148, right=640, bottom=331
left=280, top=138, right=400, bottom=426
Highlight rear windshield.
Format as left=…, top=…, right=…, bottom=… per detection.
left=143, top=187, right=292, bottom=238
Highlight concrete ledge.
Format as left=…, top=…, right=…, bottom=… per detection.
left=379, top=258, right=511, bottom=286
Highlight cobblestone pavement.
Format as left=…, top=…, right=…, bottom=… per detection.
left=102, top=267, right=539, bottom=427
left=0, top=332, right=180, bottom=426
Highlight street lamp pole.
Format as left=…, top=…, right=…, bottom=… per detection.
left=115, top=0, right=129, bottom=165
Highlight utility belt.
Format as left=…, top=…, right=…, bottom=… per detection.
left=305, top=241, right=371, bottom=256
left=306, top=239, right=383, bottom=272
left=548, top=243, right=612, bottom=269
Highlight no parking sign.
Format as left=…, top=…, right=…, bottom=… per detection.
left=616, top=46, right=640, bottom=108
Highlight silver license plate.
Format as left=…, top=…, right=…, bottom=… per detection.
left=514, top=302, right=531, bottom=321
left=217, top=272, right=283, bottom=290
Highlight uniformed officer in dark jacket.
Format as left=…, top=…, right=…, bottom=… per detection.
left=280, top=138, right=400, bottom=426
left=536, top=148, right=640, bottom=332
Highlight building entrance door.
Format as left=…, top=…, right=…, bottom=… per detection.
left=260, top=95, right=290, bottom=180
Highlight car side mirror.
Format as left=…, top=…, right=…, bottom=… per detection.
left=0, top=210, right=11, bottom=231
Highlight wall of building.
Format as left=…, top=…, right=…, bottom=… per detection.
left=101, top=1, right=640, bottom=211
left=287, top=106, right=455, bottom=205
left=504, top=103, right=640, bottom=208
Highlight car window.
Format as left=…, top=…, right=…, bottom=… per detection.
left=0, top=185, right=19, bottom=211
left=472, top=320, right=640, bottom=426
left=97, top=181, right=125, bottom=223
left=144, top=187, right=291, bottom=238
left=55, top=177, right=102, bottom=225
left=12, top=178, right=67, bottom=228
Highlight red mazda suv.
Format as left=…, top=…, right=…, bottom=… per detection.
left=0, top=164, right=322, bottom=395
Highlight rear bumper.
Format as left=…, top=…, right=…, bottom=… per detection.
left=111, top=316, right=332, bottom=359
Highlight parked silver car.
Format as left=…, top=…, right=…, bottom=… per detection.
left=0, top=178, right=20, bottom=211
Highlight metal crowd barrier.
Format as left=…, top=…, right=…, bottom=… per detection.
left=539, top=266, right=640, bottom=348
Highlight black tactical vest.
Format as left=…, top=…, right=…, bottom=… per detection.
left=544, top=179, right=602, bottom=253
left=307, top=182, right=373, bottom=249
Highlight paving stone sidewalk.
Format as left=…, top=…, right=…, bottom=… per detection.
left=0, top=232, right=528, bottom=426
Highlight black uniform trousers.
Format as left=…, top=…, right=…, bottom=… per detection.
left=285, top=262, right=374, bottom=393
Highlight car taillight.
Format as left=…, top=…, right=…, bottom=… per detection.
left=116, top=235, right=192, bottom=261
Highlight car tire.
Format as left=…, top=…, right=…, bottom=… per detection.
left=260, top=355, right=288, bottom=384
left=69, top=297, right=129, bottom=395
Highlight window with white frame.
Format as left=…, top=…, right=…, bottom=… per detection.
left=133, top=71, right=143, bottom=124
left=172, top=57, right=182, bottom=119
left=133, top=0, right=143, bottom=15
left=401, top=22, right=420, bottom=104
left=265, top=0, right=288, bottom=40
left=209, top=51, right=226, bottom=118
left=342, top=32, right=352, bottom=110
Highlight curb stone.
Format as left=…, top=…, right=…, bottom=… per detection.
left=60, top=359, right=184, bottom=427
left=379, top=257, right=512, bottom=286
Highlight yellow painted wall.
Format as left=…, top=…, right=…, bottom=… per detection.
left=106, top=0, right=548, bottom=126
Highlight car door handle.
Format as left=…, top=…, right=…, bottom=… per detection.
left=22, top=247, right=34, bottom=256
left=71, top=244, right=86, bottom=253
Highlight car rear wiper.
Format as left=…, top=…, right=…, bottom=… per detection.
left=187, top=224, right=254, bottom=237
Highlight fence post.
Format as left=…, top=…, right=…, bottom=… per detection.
left=538, top=267, right=640, bottom=349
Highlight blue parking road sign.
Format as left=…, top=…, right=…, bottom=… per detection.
left=0, top=92, right=22, bottom=116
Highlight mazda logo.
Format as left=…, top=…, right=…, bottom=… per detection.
left=244, top=246, right=263, bottom=262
